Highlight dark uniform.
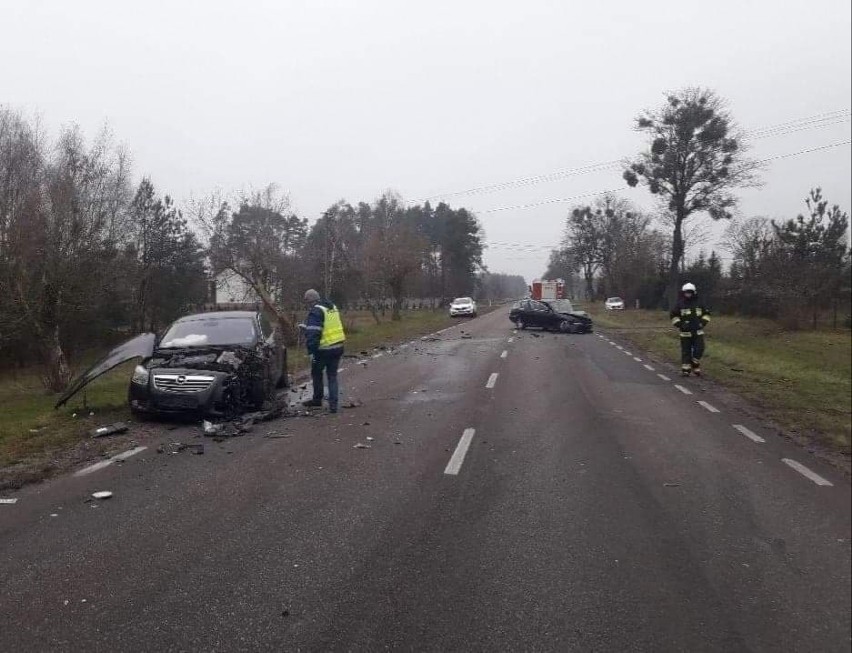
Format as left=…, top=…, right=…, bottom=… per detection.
left=670, top=293, right=710, bottom=376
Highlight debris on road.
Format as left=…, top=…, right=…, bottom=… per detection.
left=1, top=498, right=19, bottom=505
left=461, top=334, right=472, bottom=339
left=420, top=336, right=441, bottom=342
left=90, top=422, right=129, bottom=438
left=186, top=443, right=205, bottom=455
left=353, top=443, right=372, bottom=449
left=343, top=399, right=364, bottom=409
left=264, top=432, right=293, bottom=439
left=202, top=420, right=223, bottom=436
left=663, top=483, right=681, bottom=488
left=91, top=491, right=113, bottom=500
left=366, top=436, right=374, bottom=441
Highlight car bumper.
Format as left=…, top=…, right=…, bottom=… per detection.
left=129, top=369, right=232, bottom=416
left=449, top=308, right=476, bottom=316
left=606, top=305, right=624, bottom=310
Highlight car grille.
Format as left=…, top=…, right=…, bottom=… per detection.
left=153, top=374, right=216, bottom=394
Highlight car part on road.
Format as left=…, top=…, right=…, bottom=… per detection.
left=0, top=498, right=19, bottom=504
left=91, top=491, right=113, bottom=500
left=90, top=422, right=130, bottom=438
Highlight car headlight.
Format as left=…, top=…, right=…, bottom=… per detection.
left=131, top=365, right=150, bottom=386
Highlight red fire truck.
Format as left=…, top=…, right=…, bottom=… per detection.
left=530, top=279, right=565, bottom=301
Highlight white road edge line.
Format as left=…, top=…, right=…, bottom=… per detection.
left=500, top=350, right=508, bottom=359
left=445, top=428, right=476, bottom=475
left=633, top=357, right=642, bottom=362
left=486, top=373, right=499, bottom=389
left=643, top=364, right=655, bottom=371
left=657, top=374, right=671, bottom=381
left=75, top=446, right=148, bottom=477
left=697, top=400, right=720, bottom=413
left=623, top=351, right=632, bottom=356
left=674, top=384, right=693, bottom=395
left=782, top=458, right=833, bottom=486
left=733, top=424, right=765, bottom=443
left=372, top=352, right=383, bottom=359
left=616, top=345, right=624, bottom=350
left=507, top=337, right=514, bottom=343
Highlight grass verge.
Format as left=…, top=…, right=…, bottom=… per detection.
left=588, top=304, right=851, bottom=456
left=0, top=308, right=479, bottom=489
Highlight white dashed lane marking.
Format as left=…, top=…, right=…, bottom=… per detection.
left=508, top=337, right=514, bottom=343
left=697, top=400, right=720, bottom=413
left=616, top=345, right=624, bottom=350
left=633, top=357, right=642, bottom=362
left=445, top=428, right=476, bottom=475
left=657, top=374, right=671, bottom=381
left=486, top=373, right=499, bottom=389
left=643, top=364, right=655, bottom=371
left=500, top=350, right=508, bottom=359
left=733, top=424, right=765, bottom=443
left=782, top=458, right=833, bottom=486
left=674, top=384, right=693, bottom=395
left=75, top=446, right=148, bottom=477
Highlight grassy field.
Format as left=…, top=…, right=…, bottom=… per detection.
left=0, top=308, right=473, bottom=487
left=588, top=304, right=851, bottom=455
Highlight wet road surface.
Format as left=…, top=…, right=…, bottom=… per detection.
left=1, top=308, right=850, bottom=652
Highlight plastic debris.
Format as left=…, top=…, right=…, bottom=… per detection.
left=90, top=422, right=129, bottom=438
left=92, top=491, right=113, bottom=500
left=353, top=443, right=372, bottom=449
left=366, top=436, right=374, bottom=441
left=202, top=420, right=222, bottom=435
left=0, top=498, right=18, bottom=505
left=264, top=432, right=293, bottom=439
left=343, top=399, right=364, bottom=409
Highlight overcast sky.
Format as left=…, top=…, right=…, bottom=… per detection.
left=3, top=0, right=850, bottom=282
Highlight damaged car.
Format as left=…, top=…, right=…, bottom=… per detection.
left=56, top=311, right=288, bottom=418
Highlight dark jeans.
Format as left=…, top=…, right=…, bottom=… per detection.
left=680, top=333, right=705, bottom=368
left=311, top=348, right=343, bottom=410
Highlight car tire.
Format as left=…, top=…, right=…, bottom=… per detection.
left=558, top=319, right=572, bottom=333
left=517, top=319, right=527, bottom=330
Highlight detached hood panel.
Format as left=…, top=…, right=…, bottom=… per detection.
left=55, top=333, right=156, bottom=409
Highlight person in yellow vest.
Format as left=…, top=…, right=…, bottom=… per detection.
left=302, top=289, right=346, bottom=413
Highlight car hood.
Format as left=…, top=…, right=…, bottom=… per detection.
left=55, top=333, right=156, bottom=409
left=558, top=310, right=590, bottom=320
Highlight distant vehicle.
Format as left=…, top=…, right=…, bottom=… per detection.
left=449, top=297, right=477, bottom=318
left=55, top=311, right=288, bottom=417
left=509, top=299, right=593, bottom=333
left=530, top=279, right=565, bottom=301
left=605, top=297, right=625, bottom=310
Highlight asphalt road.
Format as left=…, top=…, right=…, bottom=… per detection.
left=1, top=307, right=850, bottom=652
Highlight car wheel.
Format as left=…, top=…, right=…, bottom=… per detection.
left=558, top=319, right=573, bottom=333
left=517, top=319, right=527, bottom=330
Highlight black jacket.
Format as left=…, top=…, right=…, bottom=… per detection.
left=670, top=295, right=710, bottom=334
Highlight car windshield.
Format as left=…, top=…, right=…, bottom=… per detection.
left=546, top=300, right=574, bottom=313
left=453, top=297, right=473, bottom=304
left=608, top=297, right=623, bottom=303
left=160, top=317, right=257, bottom=348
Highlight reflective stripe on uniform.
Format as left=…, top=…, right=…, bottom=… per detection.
left=317, top=305, right=346, bottom=348
left=702, top=315, right=711, bottom=322
left=671, top=317, right=681, bottom=325
left=696, top=330, right=704, bottom=335
left=680, top=332, right=693, bottom=337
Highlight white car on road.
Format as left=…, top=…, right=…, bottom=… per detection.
left=449, top=297, right=477, bottom=317
left=605, top=296, right=625, bottom=310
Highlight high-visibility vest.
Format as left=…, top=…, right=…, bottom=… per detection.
left=318, top=305, right=346, bottom=349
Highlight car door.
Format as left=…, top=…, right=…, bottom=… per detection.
left=528, top=301, right=550, bottom=327
left=519, top=300, right=536, bottom=326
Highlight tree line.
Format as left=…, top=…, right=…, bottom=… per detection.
left=547, top=87, right=850, bottom=328
left=0, top=108, right=498, bottom=388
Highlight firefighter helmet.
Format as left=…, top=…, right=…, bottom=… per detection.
left=681, top=282, right=696, bottom=293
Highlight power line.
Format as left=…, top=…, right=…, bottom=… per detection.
left=412, top=109, right=851, bottom=203
left=479, top=140, right=851, bottom=214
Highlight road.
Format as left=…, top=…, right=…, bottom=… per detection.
left=1, top=307, right=850, bottom=652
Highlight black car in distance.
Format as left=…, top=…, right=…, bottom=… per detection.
left=509, top=299, right=593, bottom=333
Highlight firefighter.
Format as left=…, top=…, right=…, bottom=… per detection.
left=302, top=289, right=346, bottom=413
left=670, top=282, right=710, bottom=377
